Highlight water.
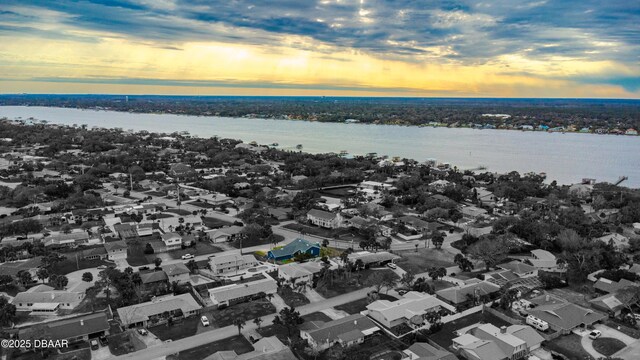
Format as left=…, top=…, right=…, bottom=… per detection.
left=1, top=106, right=639, bottom=188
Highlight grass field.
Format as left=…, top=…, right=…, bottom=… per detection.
left=593, top=337, right=626, bottom=356
left=334, top=293, right=398, bottom=314
left=316, top=269, right=398, bottom=298
left=150, top=317, right=200, bottom=341
left=206, top=299, right=277, bottom=327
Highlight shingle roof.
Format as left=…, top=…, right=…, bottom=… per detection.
left=104, top=240, right=127, bottom=251
left=116, top=293, right=201, bottom=326
left=436, top=282, right=500, bottom=304
left=13, top=289, right=84, bottom=306
left=499, top=261, right=537, bottom=275
left=208, top=277, right=277, bottom=303
left=140, top=271, right=168, bottom=284
left=367, top=292, right=455, bottom=323
left=20, top=313, right=109, bottom=341
left=305, top=314, right=378, bottom=344
left=307, top=209, right=336, bottom=221
left=527, top=301, right=606, bottom=331
left=162, top=263, right=190, bottom=277
left=406, top=342, right=456, bottom=360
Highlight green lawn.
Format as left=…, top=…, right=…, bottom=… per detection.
left=206, top=299, right=277, bottom=327
left=231, top=234, right=284, bottom=248
left=202, top=216, right=234, bottom=228
left=316, top=269, right=399, bottom=298
left=169, top=335, right=252, bottom=360
left=108, top=332, right=138, bottom=356
left=55, top=348, right=91, bottom=360
left=149, top=316, right=200, bottom=341
left=334, top=293, right=397, bottom=315
left=164, top=209, right=193, bottom=216
left=545, top=334, right=594, bottom=360
left=593, top=337, right=626, bottom=356
left=395, top=248, right=456, bottom=274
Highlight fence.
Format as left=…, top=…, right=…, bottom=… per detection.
left=482, top=306, right=524, bottom=325
left=441, top=304, right=484, bottom=324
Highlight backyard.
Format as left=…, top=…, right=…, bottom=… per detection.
left=429, top=311, right=510, bottom=349
left=205, top=298, right=277, bottom=327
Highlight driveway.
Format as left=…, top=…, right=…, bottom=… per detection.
left=91, top=345, right=113, bottom=360
left=580, top=324, right=635, bottom=358
left=305, top=289, right=326, bottom=303
left=269, top=293, right=288, bottom=312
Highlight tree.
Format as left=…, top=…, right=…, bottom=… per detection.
left=431, top=232, right=445, bottom=249
left=468, top=238, right=508, bottom=271
left=253, top=317, right=263, bottom=330
left=36, top=268, right=49, bottom=283
left=499, top=287, right=519, bottom=310
left=233, top=317, right=246, bottom=335
left=0, top=297, right=17, bottom=326
left=428, top=267, right=446, bottom=281
left=366, top=271, right=386, bottom=293
left=144, top=243, right=154, bottom=254
left=17, top=270, right=33, bottom=286
left=400, top=271, right=415, bottom=288
left=49, top=274, right=68, bottom=290
left=154, top=257, right=162, bottom=268
left=454, top=254, right=474, bottom=272
left=82, top=272, right=93, bottom=282
left=40, top=252, right=66, bottom=270
left=186, top=260, right=198, bottom=273
left=277, top=307, right=302, bottom=336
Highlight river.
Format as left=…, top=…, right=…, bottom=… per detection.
left=1, top=106, right=639, bottom=188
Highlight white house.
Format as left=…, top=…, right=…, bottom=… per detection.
left=104, top=240, right=128, bottom=260
left=300, top=314, right=379, bottom=351
left=277, top=262, right=323, bottom=285
left=307, top=209, right=342, bottom=229
left=12, top=285, right=85, bottom=315
left=161, top=232, right=182, bottom=251
left=209, top=254, right=259, bottom=276
left=208, top=277, right=277, bottom=307
left=366, top=292, right=455, bottom=329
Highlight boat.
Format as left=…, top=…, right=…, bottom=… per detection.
left=296, top=144, right=303, bottom=150
left=270, top=143, right=279, bottom=147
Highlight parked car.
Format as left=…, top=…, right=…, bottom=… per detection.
left=181, top=254, right=194, bottom=260
left=90, top=339, right=99, bottom=350
left=201, top=316, right=210, bottom=327
left=137, top=328, right=148, bottom=336
left=164, top=340, right=173, bottom=343
left=397, top=289, right=408, bottom=296
left=589, top=330, right=602, bottom=340
left=98, top=336, right=108, bottom=346
left=387, top=263, right=397, bottom=269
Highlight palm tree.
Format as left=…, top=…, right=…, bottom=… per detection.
left=233, top=318, right=246, bottom=335
left=253, top=317, right=263, bottom=330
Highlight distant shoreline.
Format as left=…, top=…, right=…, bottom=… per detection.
left=2, top=105, right=638, bottom=138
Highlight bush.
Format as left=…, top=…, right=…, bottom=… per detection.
left=144, top=243, right=154, bottom=254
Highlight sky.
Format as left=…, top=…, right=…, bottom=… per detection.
left=0, top=0, right=639, bottom=98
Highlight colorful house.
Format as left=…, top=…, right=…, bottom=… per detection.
left=267, top=238, right=320, bottom=261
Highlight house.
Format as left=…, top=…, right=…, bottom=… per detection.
left=204, top=336, right=297, bottom=360
left=161, top=263, right=191, bottom=283
left=117, top=293, right=201, bottom=328
left=268, top=207, right=291, bottom=221
left=45, top=231, right=90, bottom=247
left=347, top=251, right=400, bottom=267
left=208, top=277, right=278, bottom=307
left=161, top=232, right=182, bottom=251
left=209, top=254, right=259, bottom=276
left=104, top=240, right=128, bottom=260
left=593, top=277, right=638, bottom=294
left=277, top=262, right=323, bottom=285
left=12, top=285, right=85, bottom=315
left=428, top=180, right=451, bottom=193
left=596, top=233, right=629, bottom=249
left=19, top=312, right=110, bottom=343
left=267, top=238, right=321, bottom=262
left=460, top=205, right=488, bottom=220
left=452, top=323, right=544, bottom=360
left=136, top=223, right=155, bottom=237
left=181, top=233, right=196, bottom=247
left=474, top=187, right=497, bottom=207
left=403, top=342, right=457, bottom=360
left=590, top=293, right=625, bottom=316
left=526, top=294, right=606, bottom=333
left=498, top=261, right=538, bottom=278
left=206, top=226, right=244, bottom=243
left=81, top=246, right=108, bottom=260
left=300, top=314, right=380, bottom=351
left=114, top=223, right=139, bottom=239
left=398, top=216, right=437, bottom=233
left=436, top=282, right=501, bottom=308
left=527, top=249, right=561, bottom=272
left=169, top=163, right=195, bottom=179
left=366, top=292, right=455, bottom=329
left=307, top=209, right=342, bottom=229
left=591, top=208, right=621, bottom=223
left=139, top=271, right=168, bottom=288
left=626, top=128, right=638, bottom=136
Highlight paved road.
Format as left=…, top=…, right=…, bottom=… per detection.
left=115, top=286, right=375, bottom=360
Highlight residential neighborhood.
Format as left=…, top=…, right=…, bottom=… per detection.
left=1, top=119, right=640, bottom=360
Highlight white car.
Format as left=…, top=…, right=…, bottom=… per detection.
left=589, top=330, right=602, bottom=340
left=387, top=263, right=397, bottom=269
left=181, top=254, right=194, bottom=260
left=201, top=316, right=210, bottom=327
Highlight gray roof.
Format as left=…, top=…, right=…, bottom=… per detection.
left=117, top=293, right=201, bottom=326
left=208, top=277, right=277, bottom=303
